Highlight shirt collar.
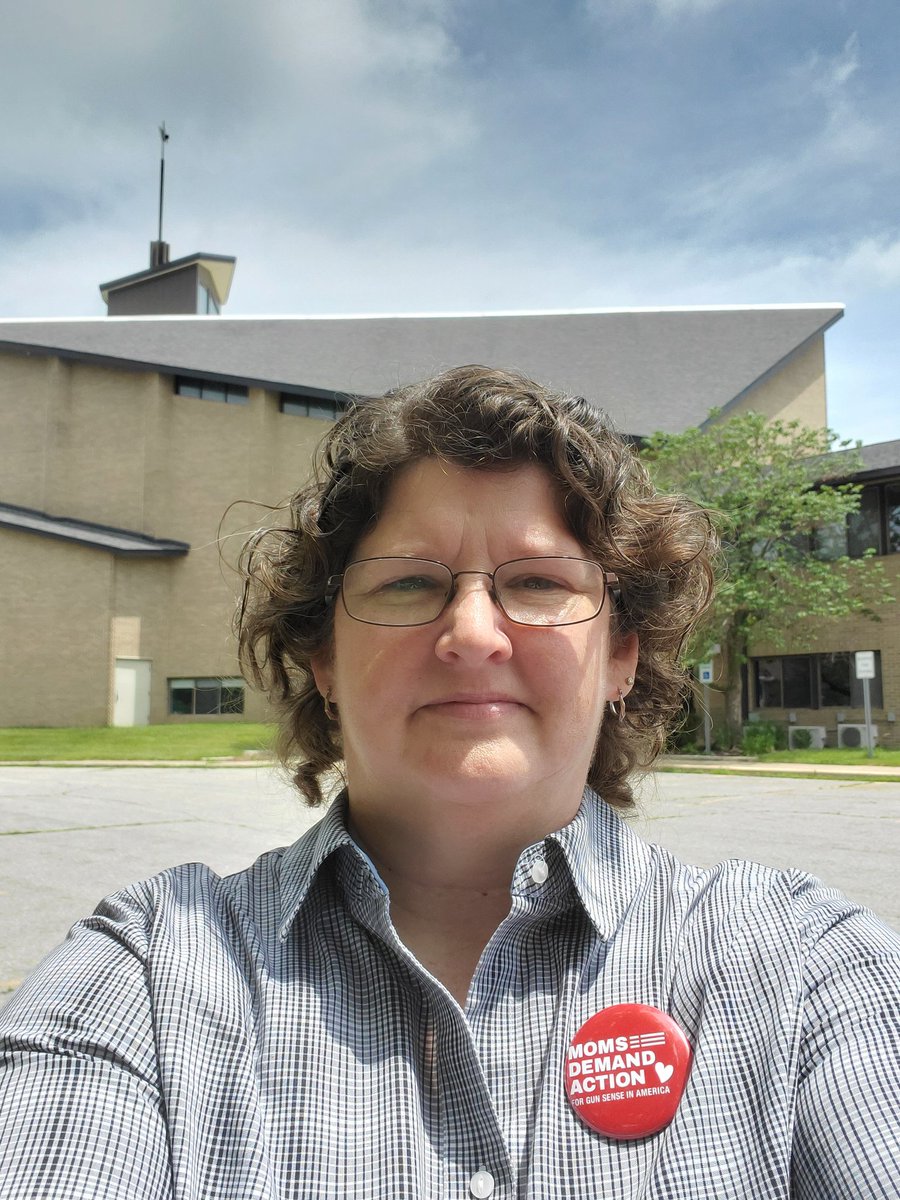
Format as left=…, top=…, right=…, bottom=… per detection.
left=549, top=789, right=654, bottom=940
left=278, top=791, right=359, bottom=940
left=277, top=787, right=652, bottom=943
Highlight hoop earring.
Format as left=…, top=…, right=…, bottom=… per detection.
left=608, top=689, right=626, bottom=723
left=323, top=690, right=338, bottom=722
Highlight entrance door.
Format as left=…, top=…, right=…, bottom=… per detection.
left=113, top=659, right=151, bottom=726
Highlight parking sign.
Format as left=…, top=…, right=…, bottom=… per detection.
left=855, top=651, right=875, bottom=679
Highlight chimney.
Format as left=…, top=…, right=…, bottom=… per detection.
left=150, top=240, right=170, bottom=268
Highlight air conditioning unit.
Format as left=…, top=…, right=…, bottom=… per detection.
left=788, top=725, right=827, bottom=749
left=837, top=723, right=878, bottom=749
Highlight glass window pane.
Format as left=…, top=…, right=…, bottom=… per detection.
left=203, top=384, right=227, bottom=403
left=221, top=686, right=245, bottom=714
left=307, top=399, right=337, bottom=420
left=812, top=521, right=847, bottom=560
left=225, top=385, right=248, bottom=405
left=755, top=658, right=782, bottom=707
left=886, top=483, right=900, bottom=554
left=176, top=378, right=201, bottom=398
left=782, top=656, right=813, bottom=708
left=847, top=487, right=882, bottom=557
left=819, top=652, right=851, bottom=706
left=280, top=396, right=308, bottom=416
left=169, top=686, right=194, bottom=715
left=194, top=687, right=220, bottom=715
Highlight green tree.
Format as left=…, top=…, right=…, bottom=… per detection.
left=642, top=412, right=893, bottom=740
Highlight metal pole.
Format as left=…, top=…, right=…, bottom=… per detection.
left=862, top=676, right=874, bottom=759
left=703, top=682, right=712, bottom=754
left=158, top=122, right=169, bottom=244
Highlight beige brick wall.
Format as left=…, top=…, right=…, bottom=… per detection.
left=719, top=337, right=828, bottom=432
left=1, top=354, right=323, bottom=725
left=0, top=532, right=113, bottom=726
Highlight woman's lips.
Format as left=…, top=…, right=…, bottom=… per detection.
left=420, top=695, right=525, bottom=719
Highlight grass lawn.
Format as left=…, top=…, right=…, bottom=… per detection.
left=757, top=747, right=900, bottom=767
left=0, top=725, right=275, bottom=762
left=3, top=728, right=898, bottom=769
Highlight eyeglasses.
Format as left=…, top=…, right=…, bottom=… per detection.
left=326, top=556, right=619, bottom=628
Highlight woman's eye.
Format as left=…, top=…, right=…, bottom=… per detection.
left=507, top=575, right=568, bottom=592
left=380, top=575, right=442, bottom=593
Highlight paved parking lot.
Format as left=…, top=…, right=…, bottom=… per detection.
left=2, top=766, right=898, bottom=995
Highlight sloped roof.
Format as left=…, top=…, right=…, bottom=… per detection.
left=0, top=503, right=190, bottom=556
left=820, top=438, right=900, bottom=482
left=0, top=304, right=843, bottom=437
left=98, top=252, right=237, bottom=306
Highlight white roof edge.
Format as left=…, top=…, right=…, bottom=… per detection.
left=0, top=302, right=846, bottom=326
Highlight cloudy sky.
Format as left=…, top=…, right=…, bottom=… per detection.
left=2, top=0, right=898, bottom=445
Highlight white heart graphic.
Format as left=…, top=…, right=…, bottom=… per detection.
left=655, top=1062, right=674, bottom=1083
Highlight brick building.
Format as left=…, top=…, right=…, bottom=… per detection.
left=4, top=253, right=888, bottom=739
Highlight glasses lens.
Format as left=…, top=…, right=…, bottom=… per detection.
left=494, top=558, right=606, bottom=626
left=341, top=558, right=452, bottom=625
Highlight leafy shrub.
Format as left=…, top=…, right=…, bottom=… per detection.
left=790, top=727, right=813, bottom=750
left=742, top=721, right=779, bottom=756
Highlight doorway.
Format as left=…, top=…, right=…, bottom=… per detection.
left=113, top=659, right=151, bottom=726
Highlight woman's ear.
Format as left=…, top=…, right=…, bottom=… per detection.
left=310, top=647, right=334, bottom=699
left=608, top=632, right=639, bottom=697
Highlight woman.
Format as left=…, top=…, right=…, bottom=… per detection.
left=1, top=366, right=898, bottom=1198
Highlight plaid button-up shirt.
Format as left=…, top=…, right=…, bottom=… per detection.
left=1, top=791, right=899, bottom=1198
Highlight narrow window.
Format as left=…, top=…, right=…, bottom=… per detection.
left=168, top=677, right=245, bottom=715
left=279, top=393, right=341, bottom=419
left=847, top=486, right=882, bottom=557
left=885, top=483, right=900, bottom=554
left=175, top=377, right=248, bottom=405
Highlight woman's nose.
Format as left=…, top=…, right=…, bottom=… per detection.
left=434, top=578, right=513, bottom=664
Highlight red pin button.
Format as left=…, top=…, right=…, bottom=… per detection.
left=565, top=1003, right=692, bottom=1140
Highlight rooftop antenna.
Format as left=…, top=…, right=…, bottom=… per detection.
left=151, top=122, right=171, bottom=268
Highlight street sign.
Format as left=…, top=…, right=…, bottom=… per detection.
left=855, top=650, right=876, bottom=679
left=698, top=662, right=714, bottom=684
left=854, top=651, right=877, bottom=759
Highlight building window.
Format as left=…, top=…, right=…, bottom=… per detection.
left=197, top=282, right=220, bottom=315
left=887, top=482, right=900, bottom=554
left=753, top=652, right=883, bottom=709
left=169, top=677, right=245, bottom=715
left=812, top=480, right=900, bottom=559
left=280, top=393, right=343, bottom=420
left=846, top=487, right=882, bottom=557
left=754, top=656, right=814, bottom=708
left=176, top=376, right=248, bottom=405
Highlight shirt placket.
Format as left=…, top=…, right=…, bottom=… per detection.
left=337, top=849, right=515, bottom=1200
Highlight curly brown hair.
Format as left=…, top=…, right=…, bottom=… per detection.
left=238, top=365, right=715, bottom=809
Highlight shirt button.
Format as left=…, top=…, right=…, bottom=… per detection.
left=469, top=1171, right=495, bottom=1198
left=530, top=858, right=549, bottom=885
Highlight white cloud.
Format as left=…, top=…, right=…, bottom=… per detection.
left=669, top=30, right=884, bottom=241
left=793, top=31, right=861, bottom=98
left=0, top=0, right=475, bottom=229
left=584, top=0, right=735, bottom=19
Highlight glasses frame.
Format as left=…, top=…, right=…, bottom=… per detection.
left=325, top=556, right=620, bottom=628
